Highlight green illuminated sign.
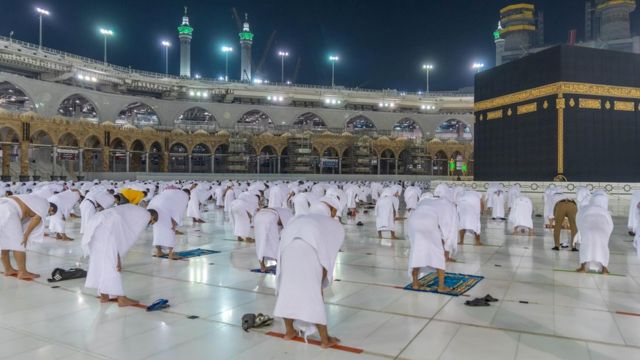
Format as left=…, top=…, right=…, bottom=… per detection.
left=239, top=31, right=254, bottom=41
left=178, top=25, right=193, bottom=36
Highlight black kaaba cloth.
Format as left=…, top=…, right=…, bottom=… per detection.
left=474, top=45, right=640, bottom=182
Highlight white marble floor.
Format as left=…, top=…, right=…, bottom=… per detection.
left=2, top=205, right=640, bottom=360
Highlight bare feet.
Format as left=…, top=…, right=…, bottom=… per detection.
left=59, top=234, right=73, bottom=241
left=17, top=271, right=40, bottom=280
left=154, top=249, right=165, bottom=257
left=438, top=286, right=452, bottom=293
left=576, top=266, right=586, bottom=273
left=168, top=253, right=183, bottom=261
left=412, top=281, right=421, bottom=289
left=3, top=269, right=17, bottom=277
left=283, top=330, right=297, bottom=341
left=174, top=230, right=184, bottom=235
left=475, top=241, right=483, bottom=246
left=602, top=267, right=609, bottom=275
left=117, top=296, right=140, bottom=307
left=100, top=294, right=110, bottom=303
left=321, top=336, right=341, bottom=349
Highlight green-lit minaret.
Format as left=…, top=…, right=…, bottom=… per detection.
left=178, top=6, right=193, bottom=77
left=239, top=13, right=254, bottom=82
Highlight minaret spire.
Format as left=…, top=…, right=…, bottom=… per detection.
left=178, top=6, right=194, bottom=77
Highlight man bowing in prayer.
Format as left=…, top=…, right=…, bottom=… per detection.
left=407, top=200, right=451, bottom=292
left=47, top=189, right=82, bottom=241
left=147, top=189, right=189, bottom=260
left=273, top=196, right=344, bottom=348
left=82, top=204, right=158, bottom=306
left=375, top=188, right=400, bottom=239
left=254, top=207, right=293, bottom=272
left=576, top=194, right=613, bottom=274
left=0, top=194, right=57, bottom=280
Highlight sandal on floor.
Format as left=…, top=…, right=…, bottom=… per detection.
left=465, top=298, right=490, bottom=307
left=146, top=299, right=169, bottom=312
left=254, top=313, right=274, bottom=328
left=482, top=294, right=499, bottom=302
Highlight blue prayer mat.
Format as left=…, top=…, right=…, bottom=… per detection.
left=403, top=272, right=484, bottom=296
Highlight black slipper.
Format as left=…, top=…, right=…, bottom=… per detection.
left=571, top=247, right=579, bottom=252
left=465, top=298, right=490, bottom=307
left=551, top=246, right=559, bottom=251
left=482, top=294, right=499, bottom=302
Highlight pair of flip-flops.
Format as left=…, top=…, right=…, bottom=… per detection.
left=146, top=299, right=170, bottom=311
left=464, top=294, right=498, bottom=307
left=242, top=313, right=274, bottom=332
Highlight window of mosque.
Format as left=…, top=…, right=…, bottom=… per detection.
left=345, top=115, right=376, bottom=131
left=293, top=112, right=327, bottom=129
left=0, top=82, right=34, bottom=113
left=57, top=95, right=99, bottom=123
left=116, top=102, right=159, bottom=126
left=392, top=118, right=422, bottom=140
left=435, top=119, right=472, bottom=140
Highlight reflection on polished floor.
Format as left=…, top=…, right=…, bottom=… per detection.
left=2, top=206, right=640, bottom=360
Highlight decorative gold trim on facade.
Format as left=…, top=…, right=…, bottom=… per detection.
left=507, top=108, right=513, bottom=116
left=605, top=101, right=611, bottom=110
left=486, top=110, right=503, bottom=120
left=517, top=102, right=537, bottom=115
left=614, top=101, right=635, bottom=112
left=475, top=81, right=640, bottom=112
left=578, top=98, right=601, bottom=109
left=543, top=100, right=549, bottom=109
left=556, top=95, right=565, bottom=174
left=569, top=99, right=576, bottom=107
left=500, top=3, right=535, bottom=14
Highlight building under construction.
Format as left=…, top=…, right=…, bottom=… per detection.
left=495, top=1, right=639, bottom=66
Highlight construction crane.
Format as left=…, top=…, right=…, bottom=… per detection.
left=292, top=57, right=302, bottom=84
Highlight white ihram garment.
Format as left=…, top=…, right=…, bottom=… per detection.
left=578, top=195, right=613, bottom=269
left=375, top=195, right=396, bottom=232
left=508, top=196, right=534, bottom=230
left=148, top=190, right=189, bottom=248
left=254, top=208, right=293, bottom=262
left=457, top=192, right=482, bottom=234
left=407, top=205, right=446, bottom=279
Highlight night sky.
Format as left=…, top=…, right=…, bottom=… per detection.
left=1, top=1, right=638, bottom=91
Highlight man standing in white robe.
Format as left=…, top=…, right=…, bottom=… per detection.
left=254, top=207, right=293, bottom=272
left=375, top=189, right=399, bottom=239
left=577, top=194, right=613, bottom=274
left=148, top=189, right=189, bottom=259
left=82, top=205, right=158, bottom=306
left=47, top=189, right=82, bottom=241
left=407, top=202, right=451, bottom=292
left=0, top=195, right=57, bottom=280
left=273, top=200, right=344, bottom=348
left=491, top=189, right=506, bottom=220
left=186, top=184, right=206, bottom=223
left=404, top=185, right=421, bottom=215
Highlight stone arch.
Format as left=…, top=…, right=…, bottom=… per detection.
left=323, top=147, right=339, bottom=157
left=0, top=126, right=21, bottom=143
left=148, top=141, right=163, bottom=172
left=191, top=143, right=212, bottom=173
left=168, top=142, right=188, bottom=173
left=116, top=102, right=160, bottom=126
left=258, top=145, right=278, bottom=174
left=392, top=118, right=423, bottom=140
left=237, top=109, right=274, bottom=130
left=82, top=135, right=103, bottom=173
left=57, top=94, right=100, bottom=122
left=345, top=115, right=376, bottom=131
left=109, top=138, right=127, bottom=172
left=0, top=81, right=35, bottom=113
left=128, top=140, right=146, bottom=172
left=433, top=150, right=448, bottom=176
left=83, top=135, right=101, bottom=149
left=110, top=138, right=127, bottom=150
left=176, top=107, right=218, bottom=130
left=292, top=112, right=327, bottom=129
left=214, top=143, right=229, bottom=173
left=435, top=118, right=472, bottom=141
left=58, top=132, right=79, bottom=147
left=379, top=149, right=396, bottom=175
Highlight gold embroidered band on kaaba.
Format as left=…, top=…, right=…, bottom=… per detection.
left=474, top=81, right=640, bottom=176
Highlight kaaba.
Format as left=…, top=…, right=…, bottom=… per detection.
left=474, top=45, right=640, bottom=182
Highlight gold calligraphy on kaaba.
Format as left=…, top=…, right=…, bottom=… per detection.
left=486, top=110, right=503, bottom=120
left=578, top=98, right=601, bottom=109
left=614, top=101, right=635, bottom=111
left=517, top=102, right=538, bottom=115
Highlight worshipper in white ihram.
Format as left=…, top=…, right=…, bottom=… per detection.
left=407, top=202, right=451, bottom=292
left=628, top=190, right=640, bottom=236
left=0, top=195, right=57, bottom=280
left=47, top=189, right=81, bottom=241
left=186, top=184, right=206, bottom=223
left=507, top=195, right=534, bottom=235
left=491, top=189, right=506, bottom=220
left=254, top=207, right=293, bottom=272
left=147, top=189, right=190, bottom=259
left=576, top=194, right=613, bottom=274
left=457, top=191, right=482, bottom=245
left=404, top=185, right=421, bottom=215
left=230, top=193, right=260, bottom=242
left=375, top=188, right=399, bottom=239
left=82, top=204, right=158, bottom=306
left=273, top=198, right=344, bottom=348
left=79, top=188, right=116, bottom=234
